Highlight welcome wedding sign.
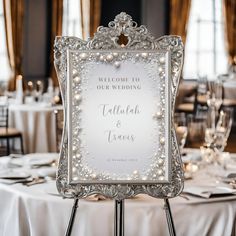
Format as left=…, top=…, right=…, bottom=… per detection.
left=55, top=12, right=184, bottom=199
left=67, top=50, right=170, bottom=184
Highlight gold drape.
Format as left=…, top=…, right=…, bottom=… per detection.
left=50, top=0, right=63, bottom=87
left=50, top=0, right=100, bottom=84
left=223, top=0, right=236, bottom=68
left=170, top=0, right=191, bottom=44
left=3, top=0, right=24, bottom=91
left=89, top=0, right=101, bottom=37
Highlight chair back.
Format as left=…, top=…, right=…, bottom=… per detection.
left=0, top=105, right=8, bottom=129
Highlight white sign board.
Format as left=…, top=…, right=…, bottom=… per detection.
left=67, top=50, right=171, bottom=184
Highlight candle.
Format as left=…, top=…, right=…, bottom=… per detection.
left=15, top=75, right=23, bottom=104
left=27, top=81, right=33, bottom=91
left=36, top=80, right=42, bottom=91
left=47, top=78, right=53, bottom=94
left=16, top=75, right=23, bottom=89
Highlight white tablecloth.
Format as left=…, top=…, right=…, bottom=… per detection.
left=8, top=104, right=63, bottom=153
left=0, top=152, right=236, bottom=236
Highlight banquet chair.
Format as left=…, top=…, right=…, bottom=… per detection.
left=0, top=104, right=24, bottom=156
left=176, top=88, right=198, bottom=114
left=54, top=109, right=64, bottom=152
left=176, top=79, right=209, bottom=116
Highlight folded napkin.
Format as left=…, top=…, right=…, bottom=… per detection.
left=24, top=153, right=58, bottom=168
left=0, top=156, right=23, bottom=168
left=37, top=167, right=57, bottom=178
left=183, top=186, right=236, bottom=199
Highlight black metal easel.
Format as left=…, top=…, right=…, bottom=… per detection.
left=114, top=200, right=125, bottom=236
left=65, top=198, right=79, bottom=236
left=164, top=198, right=176, bottom=236
left=65, top=197, right=176, bottom=236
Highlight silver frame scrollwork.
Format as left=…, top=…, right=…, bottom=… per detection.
left=54, top=12, right=184, bottom=200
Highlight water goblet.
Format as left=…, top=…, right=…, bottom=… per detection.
left=206, top=79, right=223, bottom=110
left=204, top=106, right=217, bottom=148
left=214, top=107, right=233, bottom=153
left=174, top=113, right=188, bottom=154
left=206, top=78, right=223, bottom=129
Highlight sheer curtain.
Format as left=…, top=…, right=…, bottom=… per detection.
left=63, top=0, right=84, bottom=38
left=62, top=0, right=101, bottom=39
left=3, top=0, right=24, bottom=91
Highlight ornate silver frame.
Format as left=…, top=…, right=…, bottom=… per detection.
left=54, top=12, right=184, bottom=200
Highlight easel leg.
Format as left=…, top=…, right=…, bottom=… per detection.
left=114, top=199, right=124, bottom=236
left=65, top=198, right=79, bottom=236
left=163, top=198, right=176, bottom=236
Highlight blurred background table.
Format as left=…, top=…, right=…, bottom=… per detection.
left=176, top=79, right=236, bottom=154
left=8, top=104, right=63, bottom=153
left=177, top=79, right=236, bottom=109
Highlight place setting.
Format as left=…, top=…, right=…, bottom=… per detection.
left=0, top=153, right=58, bottom=186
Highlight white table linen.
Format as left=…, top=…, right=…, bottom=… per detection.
left=0, top=152, right=236, bottom=236
left=8, top=104, right=63, bottom=153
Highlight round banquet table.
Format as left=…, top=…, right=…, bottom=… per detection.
left=1, top=151, right=236, bottom=236
left=8, top=104, right=63, bottom=153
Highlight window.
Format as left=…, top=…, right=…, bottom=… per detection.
left=62, top=0, right=90, bottom=39
left=0, top=2, right=11, bottom=81
left=184, top=0, right=228, bottom=79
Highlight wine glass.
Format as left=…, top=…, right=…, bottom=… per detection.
left=203, top=107, right=233, bottom=166
left=206, top=79, right=223, bottom=129
left=188, top=114, right=206, bottom=146
left=214, top=107, right=233, bottom=152
left=206, top=79, right=223, bottom=110
left=204, top=106, right=216, bottom=148
left=174, top=113, right=188, bottom=154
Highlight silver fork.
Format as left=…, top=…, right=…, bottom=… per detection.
left=23, top=177, right=46, bottom=186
